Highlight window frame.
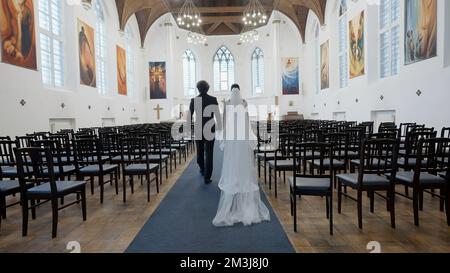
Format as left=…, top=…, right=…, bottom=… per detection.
left=338, top=0, right=348, bottom=89
left=95, top=0, right=108, bottom=96
left=314, top=23, right=320, bottom=94
left=38, top=0, right=64, bottom=88
left=251, top=47, right=264, bottom=96
left=213, top=46, right=235, bottom=93
left=125, top=25, right=135, bottom=100
left=183, top=49, right=197, bottom=97
left=379, top=0, right=401, bottom=79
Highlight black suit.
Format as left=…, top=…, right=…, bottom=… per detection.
left=189, top=93, right=222, bottom=181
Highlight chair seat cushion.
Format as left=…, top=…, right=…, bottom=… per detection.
left=43, top=165, right=77, bottom=175
left=390, top=171, right=446, bottom=186
left=28, top=180, right=86, bottom=197
left=347, top=151, right=360, bottom=159
left=146, top=154, right=169, bottom=161
left=350, top=159, right=388, bottom=168
left=397, top=158, right=428, bottom=168
left=53, top=156, right=74, bottom=164
left=268, top=159, right=294, bottom=169
left=257, top=152, right=277, bottom=160
left=79, top=164, right=118, bottom=175
left=288, top=176, right=331, bottom=194
left=0, top=180, right=21, bottom=195
left=111, top=155, right=137, bottom=163
left=311, top=159, right=346, bottom=169
left=170, top=144, right=187, bottom=149
left=157, top=148, right=177, bottom=155
left=124, top=164, right=159, bottom=173
left=336, top=173, right=390, bottom=187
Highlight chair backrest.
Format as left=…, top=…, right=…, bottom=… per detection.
left=345, top=127, right=365, bottom=152
left=358, top=138, right=398, bottom=178
left=323, top=132, right=348, bottom=161
left=303, top=129, right=324, bottom=143
left=73, top=138, right=103, bottom=168
left=121, top=137, right=149, bottom=165
left=441, top=127, right=450, bottom=138
left=416, top=138, right=450, bottom=174
left=16, top=136, right=36, bottom=148
left=14, top=147, right=58, bottom=196
left=369, top=132, right=398, bottom=140
left=47, top=133, right=72, bottom=162
left=405, top=131, right=437, bottom=158
left=294, top=142, right=333, bottom=182
left=0, top=140, right=16, bottom=167
left=0, top=136, right=11, bottom=141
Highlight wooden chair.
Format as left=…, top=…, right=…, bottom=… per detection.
left=73, top=138, right=119, bottom=204
left=289, top=142, right=334, bottom=234
left=337, top=138, right=398, bottom=229
left=15, top=147, right=86, bottom=238
left=121, top=137, right=159, bottom=202
left=389, top=138, right=450, bottom=226
left=0, top=140, right=18, bottom=180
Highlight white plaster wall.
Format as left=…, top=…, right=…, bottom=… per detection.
left=302, top=0, right=450, bottom=132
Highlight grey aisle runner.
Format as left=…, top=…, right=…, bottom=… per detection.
left=126, top=159, right=295, bottom=253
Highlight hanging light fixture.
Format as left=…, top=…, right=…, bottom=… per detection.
left=240, top=25, right=259, bottom=44
left=242, top=0, right=267, bottom=28
left=187, top=24, right=207, bottom=45
left=81, top=0, right=92, bottom=10
left=176, top=0, right=202, bottom=30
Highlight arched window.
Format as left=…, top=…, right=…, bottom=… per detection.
left=251, top=47, right=264, bottom=95
left=338, top=0, right=348, bottom=88
left=380, top=0, right=400, bottom=78
left=95, top=0, right=107, bottom=95
left=125, top=25, right=135, bottom=100
left=38, top=0, right=64, bottom=87
left=314, top=23, right=320, bottom=94
left=183, top=49, right=197, bottom=97
left=213, top=46, right=235, bottom=92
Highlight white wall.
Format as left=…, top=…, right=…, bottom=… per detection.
left=0, top=0, right=146, bottom=137
left=302, top=0, right=450, bottom=132
left=143, top=11, right=304, bottom=121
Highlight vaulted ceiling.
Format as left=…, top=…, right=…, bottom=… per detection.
left=114, top=0, right=327, bottom=46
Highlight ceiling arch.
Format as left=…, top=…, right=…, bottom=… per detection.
left=114, top=0, right=328, bottom=47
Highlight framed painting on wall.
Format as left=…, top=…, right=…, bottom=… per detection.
left=281, top=57, right=299, bottom=95
left=405, top=0, right=437, bottom=65
left=0, top=0, right=37, bottom=70
left=349, top=11, right=365, bottom=79
left=321, top=41, right=330, bottom=90
left=78, top=19, right=96, bottom=87
left=117, top=46, right=127, bottom=95
left=149, top=62, right=167, bottom=100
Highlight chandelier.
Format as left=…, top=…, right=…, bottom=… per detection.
left=242, top=0, right=267, bottom=27
left=240, top=26, right=259, bottom=44
left=176, top=0, right=202, bottom=29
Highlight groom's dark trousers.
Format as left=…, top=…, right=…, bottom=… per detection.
left=196, top=140, right=214, bottom=180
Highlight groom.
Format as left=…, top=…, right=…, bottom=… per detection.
left=189, top=81, right=222, bottom=184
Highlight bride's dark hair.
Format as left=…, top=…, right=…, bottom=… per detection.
left=231, top=84, right=240, bottom=91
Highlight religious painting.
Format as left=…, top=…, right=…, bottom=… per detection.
left=320, top=41, right=329, bottom=90
left=0, top=0, right=37, bottom=70
left=281, top=57, right=299, bottom=95
left=349, top=11, right=365, bottom=79
left=116, top=46, right=127, bottom=95
left=149, top=62, right=167, bottom=100
left=78, top=19, right=96, bottom=87
left=405, top=0, right=437, bottom=65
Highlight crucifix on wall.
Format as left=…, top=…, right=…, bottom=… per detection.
left=154, top=104, right=163, bottom=120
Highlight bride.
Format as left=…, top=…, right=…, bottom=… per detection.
left=212, top=84, right=270, bottom=227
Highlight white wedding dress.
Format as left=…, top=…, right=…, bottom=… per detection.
left=212, top=88, right=270, bottom=227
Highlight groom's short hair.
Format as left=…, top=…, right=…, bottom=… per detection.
left=197, top=81, right=210, bottom=94
left=231, top=84, right=240, bottom=90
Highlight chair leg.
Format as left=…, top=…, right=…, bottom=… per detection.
left=337, top=181, right=342, bottom=214
left=21, top=199, right=29, bottom=237
left=326, top=195, right=330, bottom=219
left=268, top=167, right=272, bottom=190
left=293, top=192, right=297, bottom=232
left=51, top=198, right=58, bottom=238
left=30, top=199, right=36, bottom=220
left=274, top=169, right=278, bottom=198
left=405, top=186, right=409, bottom=197
left=99, top=175, right=104, bottom=204
left=165, top=162, right=169, bottom=179
left=445, top=187, right=450, bottom=226
left=146, top=174, right=151, bottom=202
left=329, top=195, right=333, bottom=235
left=122, top=175, right=127, bottom=203
left=290, top=190, right=294, bottom=216
left=81, top=190, right=87, bottom=221
left=357, top=190, right=363, bottom=229
left=413, top=187, right=420, bottom=226
left=264, top=160, right=267, bottom=184
left=369, top=191, right=374, bottom=213
left=258, top=158, right=261, bottom=178
left=130, top=175, right=134, bottom=194
left=389, top=188, right=396, bottom=228
left=155, top=171, right=160, bottom=194
left=90, top=176, right=94, bottom=195
left=1, top=196, right=6, bottom=219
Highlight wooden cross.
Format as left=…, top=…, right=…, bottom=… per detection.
left=154, top=104, right=163, bottom=120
